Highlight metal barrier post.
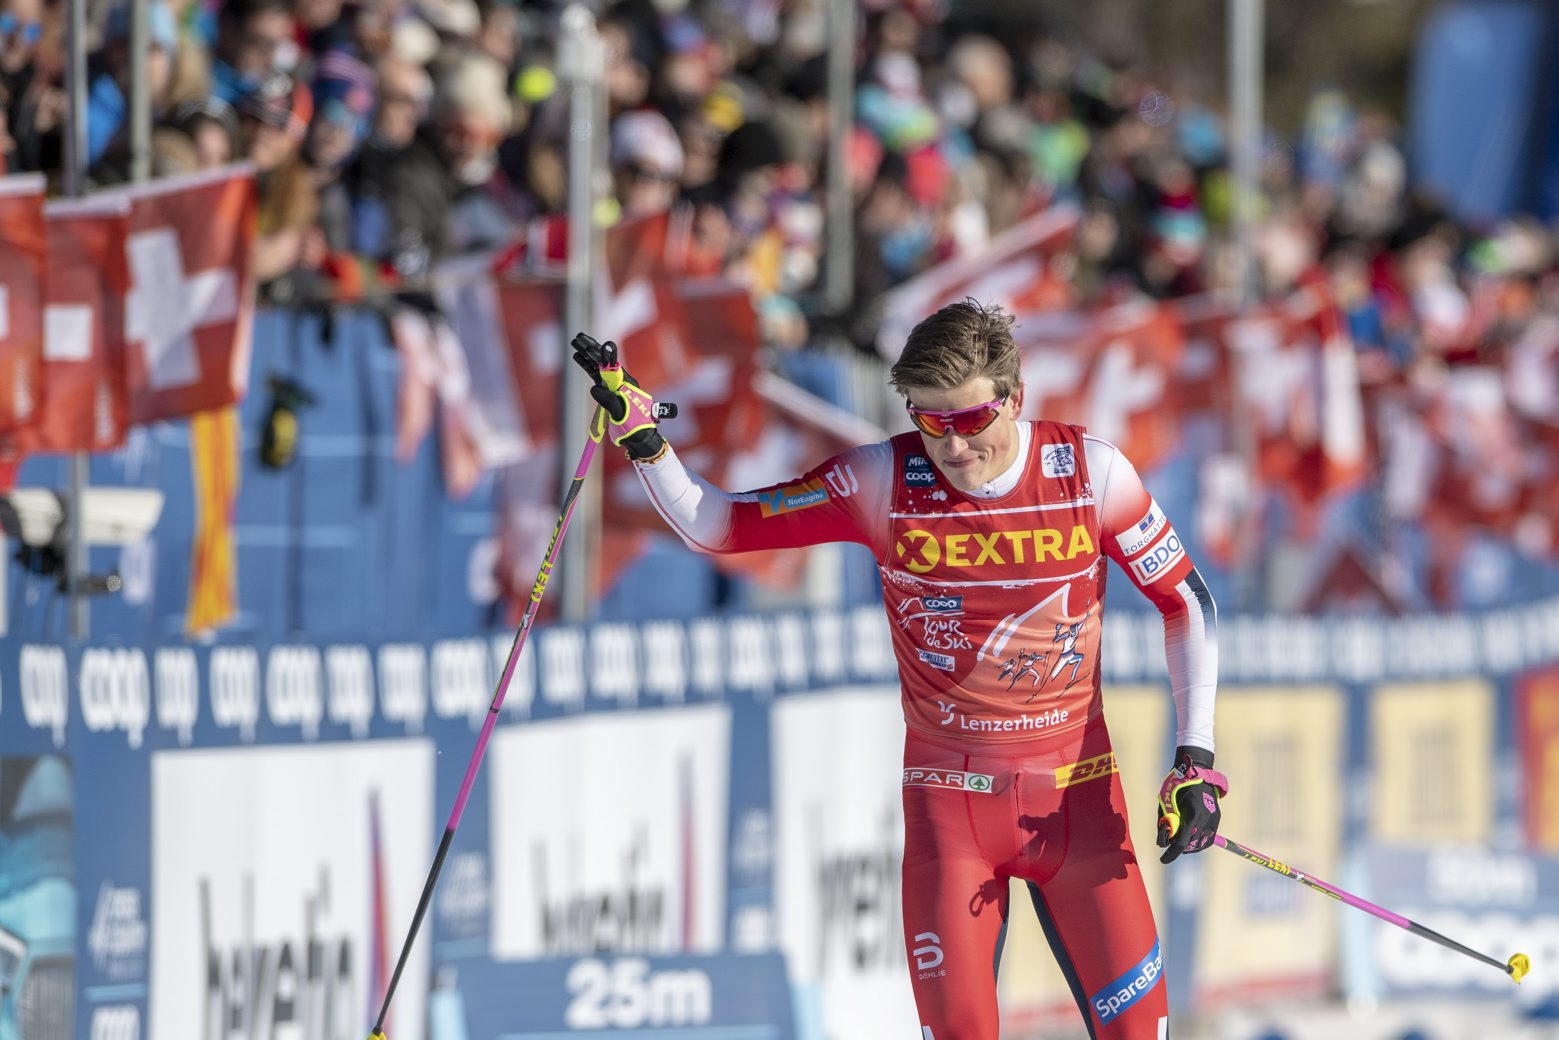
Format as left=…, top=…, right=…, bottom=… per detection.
left=63, top=0, right=91, bottom=638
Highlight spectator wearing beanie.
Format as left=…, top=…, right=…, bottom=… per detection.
left=307, top=50, right=376, bottom=174
left=434, top=53, right=519, bottom=252
left=415, top=0, right=482, bottom=63
left=610, top=108, right=683, bottom=217
left=434, top=53, right=511, bottom=186
left=653, top=13, right=717, bottom=111
left=238, top=71, right=322, bottom=285
left=173, top=95, right=241, bottom=169
left=306, top=51, right=376, bottom=258
left=715, top=119, right=787, bottom=259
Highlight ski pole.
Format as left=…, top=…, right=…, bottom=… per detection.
left=368, top=408, right=608, bottom=1039
left=1214, top=835, right=1530, bottom=984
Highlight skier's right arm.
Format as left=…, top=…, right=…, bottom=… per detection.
left=636, top=441, right=889, bottom=553
left=571, top=332, right=887, bottom=553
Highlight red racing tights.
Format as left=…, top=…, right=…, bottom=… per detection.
left=901, top=720, right=1168, bottom=1039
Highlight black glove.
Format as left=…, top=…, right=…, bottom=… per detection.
left=1155, top=745, right=1228, bottom=864
left=569, top=333, right=675, bottom=461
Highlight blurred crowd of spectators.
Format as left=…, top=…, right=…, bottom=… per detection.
left=3, top=0, right=1556, bottom=610
left=1, top=0, right=1554, bottom=364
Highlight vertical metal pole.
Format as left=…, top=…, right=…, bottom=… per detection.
left=559, top=4, right=602, bottom=622
left=811, top=0, right=857, bottom=629
left=62, top=0, right=88, bottom=196
left=823, top=0, right=855, bottom=315
left=129, top=0, right=152, bottom=183
left=1229, top=0, right=1263, bottom=308
left=64, top=0, right=91, bottom=638
left=1228, top=0, right=1264, bottom=611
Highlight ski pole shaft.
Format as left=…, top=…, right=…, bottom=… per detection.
left=369, top=412, right=605, bottom=1039
left=1213, top=835, right=1529, bottom=984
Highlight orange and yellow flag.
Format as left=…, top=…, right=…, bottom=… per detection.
left=186, top=406, right=240, bottom=633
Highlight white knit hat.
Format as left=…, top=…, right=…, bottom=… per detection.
left=437, top=52, right=513, bottom=132
left=610, top=109, right=684, bottom=177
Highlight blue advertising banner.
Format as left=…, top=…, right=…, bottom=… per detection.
left=2, top=599, right=1559, bottom=1037
left=447, top=953, right=797, bottom=1040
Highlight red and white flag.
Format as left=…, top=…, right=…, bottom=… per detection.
left=592, top=279, right=767, bottom=527
left=1225, top=283, right=1367, bottom=517
left=1019, top=301, right=1186, bottom=473
left=0, top=174, right=46, bottom=439
left=491, top=277, right=565, bottom=445
left=479, top=275, right=568, bottom=610
left=23, top=195, right=132, bottom=454
left=121, top=165, right=257, bottom=424
left=1172, top=295, right=1237, bottom=414
left=434, top=256, right=558, bottom=477
left=875, top=206, right=1079, bottom=360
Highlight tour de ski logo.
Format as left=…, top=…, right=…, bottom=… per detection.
left=896, top=594, right=973, bottom=652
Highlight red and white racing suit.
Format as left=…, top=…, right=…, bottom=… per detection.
left=634, top=420, right=1216, bottom=1039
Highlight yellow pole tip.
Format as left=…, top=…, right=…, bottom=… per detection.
left=1508, top=953, right=1530, bottom=984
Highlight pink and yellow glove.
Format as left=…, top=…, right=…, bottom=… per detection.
left=570, top=332, right=676, bottom=460
left=1156, top=745, right=1228, bottom=864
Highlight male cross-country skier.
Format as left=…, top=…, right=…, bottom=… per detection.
left=571, top=299, right=1225, bottom=1040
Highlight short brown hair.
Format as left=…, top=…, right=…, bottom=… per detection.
left=890, top=299, right=1022, bottom=400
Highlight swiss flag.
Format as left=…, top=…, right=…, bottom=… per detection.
left=1019, top=302, right=1185, bottom=473
left=0, top=174, right=46, bottom=439
left=122, top=165, right=258, bottom=424
left=424, top=255, right=540, bottom=493
left=20, top=195, right=132, bottom=454
left=875, top=206, right=1079, bottom=361
left=1226, top=284, right=1367, bottom=521
left=599, top=279, right=768, bottom=530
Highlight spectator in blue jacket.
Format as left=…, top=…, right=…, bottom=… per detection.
left=84, top=0, right=178, bottom=177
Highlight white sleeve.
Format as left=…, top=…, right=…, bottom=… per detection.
left=632, top=441, right=894, bottom=555
left=633, top=445, right=738, bottom=552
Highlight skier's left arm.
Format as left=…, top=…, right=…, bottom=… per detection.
left=1089, top=436, right=1226, bottom=864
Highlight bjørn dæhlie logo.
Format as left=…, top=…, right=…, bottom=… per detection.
left=911, top=931, right=944, bottom=973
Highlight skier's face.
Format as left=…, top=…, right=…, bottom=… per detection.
left=905, top=377, right=1024, bottom=493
